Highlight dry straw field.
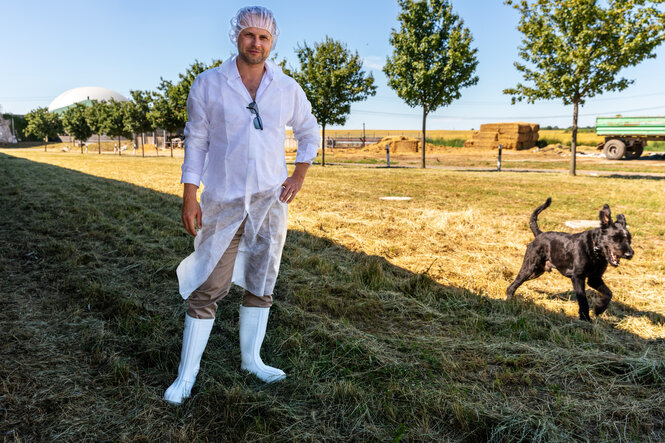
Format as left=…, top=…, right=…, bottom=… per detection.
left=1, top=147, right=664, bottom=441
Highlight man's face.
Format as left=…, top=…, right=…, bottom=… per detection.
left=237, top=26, right=272, bottom=65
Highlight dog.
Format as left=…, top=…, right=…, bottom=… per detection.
left=506, top=197, right=633, bottom=321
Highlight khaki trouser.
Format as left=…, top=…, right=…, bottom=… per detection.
left=187, top=219, right=273, bottom=319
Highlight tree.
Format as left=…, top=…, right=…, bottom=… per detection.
left=86, top=100, right=109, bottom=154
left=104, top=99, right=132, bottom=155
left=283, top=37, right=377, bottom=166
left=62, top=103, right=93, bottom=153
left=384, top=0, right=479, bottom=168
left=124, top=90, right=154, bottom=157
left=24, top=107, right=62, bottom=151
left=504, top=0, right=665, bottom=175
left=151, top=59, right=222, bottom=154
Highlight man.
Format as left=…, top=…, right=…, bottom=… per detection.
left=164, top=6, right=320, bottom=405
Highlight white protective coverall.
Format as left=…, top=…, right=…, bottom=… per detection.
left=176, top=56, right=320, bottom=299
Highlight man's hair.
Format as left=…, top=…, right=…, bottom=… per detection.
left=229, top=6, right=280, bottom=50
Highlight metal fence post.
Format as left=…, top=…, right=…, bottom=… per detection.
left=386, top=144, right=390, bottom=168
left=497, top=144, right=502, bottom=171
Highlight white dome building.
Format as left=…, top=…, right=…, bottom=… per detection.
left=48, top=86, right=128, bottom=113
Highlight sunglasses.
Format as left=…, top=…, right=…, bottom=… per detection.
left=246, top=101, right=263, bottom=130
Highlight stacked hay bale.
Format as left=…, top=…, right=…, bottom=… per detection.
left=464, top=122, right=539, bottom=150
left=363, top=136, right=435, bottom=153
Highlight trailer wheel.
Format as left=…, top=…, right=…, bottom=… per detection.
left=603, top=139, right=626, bottom=160
left=625, top=144, right=644, bottom=160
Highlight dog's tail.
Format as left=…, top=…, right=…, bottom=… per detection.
left=529, top=197, right=552, bottom=237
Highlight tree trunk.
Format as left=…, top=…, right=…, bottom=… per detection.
left=321, top=124, right=326, bottom=167
left=421, top=106, right=428, bottom=169
left=98, top=134, right=101, bottom=154
left=170, top=132, right=173, bottom=158
left=141, top=132, right=145, bottom=158
left=80, top=139, right=83, bottom=154
left=44, top=136, right=47, bottom=152
left=118, top=135, right=121, bottom=156
left=570, top=100, right=579, bottom=176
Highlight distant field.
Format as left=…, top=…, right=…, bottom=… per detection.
left=2, top=150, right=664, bottom=441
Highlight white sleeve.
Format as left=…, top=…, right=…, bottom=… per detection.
left=181, top=76, right=209, bottom=185
left=288, top=84, right=320, bottom=164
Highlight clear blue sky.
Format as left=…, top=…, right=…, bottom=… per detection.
left=2, top=0, right=664, bottom=130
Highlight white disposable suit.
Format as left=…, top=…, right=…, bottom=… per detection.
left=176, top=56, right=320, bottom=299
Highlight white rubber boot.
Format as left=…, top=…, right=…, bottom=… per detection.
left=164, top=314, right=214, bottom=405
left=239, top=306, right=286, bottom=383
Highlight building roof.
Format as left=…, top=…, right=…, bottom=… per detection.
left=48, top=86, right=128, bottom=113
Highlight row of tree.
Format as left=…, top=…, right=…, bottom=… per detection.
left=24, top=0, right=665, bottom=174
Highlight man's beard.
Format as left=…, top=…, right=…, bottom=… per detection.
left=238, top=47, right=269, bottom=65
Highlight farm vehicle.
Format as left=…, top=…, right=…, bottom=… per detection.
left=595, top=116, right=665, bottom=160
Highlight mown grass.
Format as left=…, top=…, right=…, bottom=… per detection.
left=1, top=150, right=664, bottom=441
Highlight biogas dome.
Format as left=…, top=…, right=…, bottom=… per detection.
left=48, top=86, right=127, bottom=113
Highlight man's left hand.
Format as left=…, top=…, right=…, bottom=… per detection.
left=280, top=162, right=309, bottom=203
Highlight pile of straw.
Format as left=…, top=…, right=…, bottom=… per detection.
left=362, top=136, right=437, bottom=153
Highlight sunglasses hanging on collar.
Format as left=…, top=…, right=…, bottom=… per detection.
left=246, top=101, right=263, bottom=130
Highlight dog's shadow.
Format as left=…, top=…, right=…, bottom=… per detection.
left=535, top=289, right=665, bottom=326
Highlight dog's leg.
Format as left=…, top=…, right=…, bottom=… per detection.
left=588, top=276, right=613, bottom=316
left=506, top=248, right=545, bottom=299
left=572, top=276, right=591, bottom=321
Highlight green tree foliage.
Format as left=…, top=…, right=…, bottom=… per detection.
left=86, top=100, right=109, bottom=154
left=384, top=0, right=479, bottom=168
left=504, top=0, right=665, bottom=175
left=124, top=90, right=154, bottom=157
left=151, top=59, right=222, bottom=137
left=25, top=107, right=63, bottom=150
left=104, top=99, right=132, bottom=155
left=62, top=103, right=92, bottom=153
left=283, top=37, right=377, bottom=166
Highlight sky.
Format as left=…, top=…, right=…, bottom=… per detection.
left=2, top=0, right=665, bottom=130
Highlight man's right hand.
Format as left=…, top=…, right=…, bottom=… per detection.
left=182, top=183, right=202, bottom=236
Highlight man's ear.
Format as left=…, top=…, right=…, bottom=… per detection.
left=599, top=204, right=612, bottom=228
left=616, top=213, right=627, bottom=228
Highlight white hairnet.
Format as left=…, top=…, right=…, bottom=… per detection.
left=229, top=6, right=280, bottom=50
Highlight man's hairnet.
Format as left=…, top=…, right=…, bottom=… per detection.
left=230, top=6, right=280, bottom=51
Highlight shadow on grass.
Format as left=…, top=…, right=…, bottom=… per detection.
left=1, top=152, right=664, bottom=442
left=599, top=173, right=665, bottom=181
left=538, top=289, right=665, bottom=330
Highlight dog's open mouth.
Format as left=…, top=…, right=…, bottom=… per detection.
left=609, top=251, right=620, bottom=267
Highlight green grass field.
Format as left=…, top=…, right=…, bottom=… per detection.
left=2, top=150, right=664, bottom=441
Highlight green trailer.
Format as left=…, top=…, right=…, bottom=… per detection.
left=595, top=116, right=665, bottom=160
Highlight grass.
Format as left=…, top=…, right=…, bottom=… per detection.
left=427, top=137, right=467, bottom=147
left=2, top=149, right=665, bottom=441
left=646, top=141, right=665, bottom=151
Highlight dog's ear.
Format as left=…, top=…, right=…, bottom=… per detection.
left=599, top=204, right=612, bottom=228
left=616, top=213, right=627, bottom=228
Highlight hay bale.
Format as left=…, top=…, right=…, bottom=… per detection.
left=467, top=122, right=539, bottom=150
left=362, top=136, right=431, bottom=153
left=392, top=139, right=419, bottom=153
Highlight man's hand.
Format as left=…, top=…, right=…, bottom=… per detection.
left=182, top=183, right=202, bottom=236
left=280, top=162, right=310, bottom=203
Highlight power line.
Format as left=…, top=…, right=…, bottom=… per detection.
left=352, top=104, right=665, bottom=120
